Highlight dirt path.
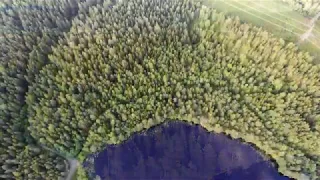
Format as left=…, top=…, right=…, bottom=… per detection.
left=299, top=11, right=320, bottom=43
left=39, top=144, right=79, bottom=180
left=65, top=159, right=79, bottom=180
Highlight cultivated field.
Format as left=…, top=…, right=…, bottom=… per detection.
left=204, top=0, right=320, bottom=63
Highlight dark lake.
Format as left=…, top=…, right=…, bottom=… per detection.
left=89, top=121, right=290, bottom=180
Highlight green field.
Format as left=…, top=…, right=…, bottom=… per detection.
left=204, top=0, right=320, bottom=63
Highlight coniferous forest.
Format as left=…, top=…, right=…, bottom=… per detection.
left=0, top=0, right=319, bottom=179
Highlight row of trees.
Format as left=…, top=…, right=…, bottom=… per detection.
left=281, top=0, right=320, bottom=16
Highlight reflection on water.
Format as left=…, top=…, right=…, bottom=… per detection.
left=91, top=121, right=289, bottom=180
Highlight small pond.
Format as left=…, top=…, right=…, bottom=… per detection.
left=90, top=121, right=290, bottom=180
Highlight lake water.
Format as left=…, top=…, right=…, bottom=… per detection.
left=90, top=121, right=289, bottom=180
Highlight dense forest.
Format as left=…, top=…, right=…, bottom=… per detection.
left=1, top=0, right=319, bottom=179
